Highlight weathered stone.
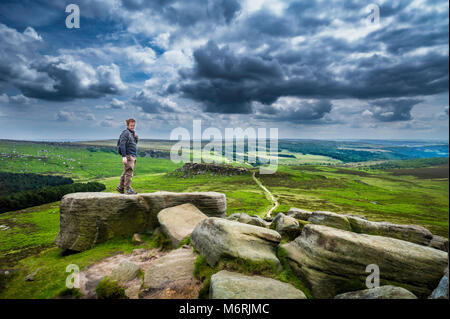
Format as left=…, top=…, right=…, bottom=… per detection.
left=24, top=268, right=42, bottom=282
left=429, top=267, right=449, bottom=299
left=308, top=211, right=352, bottom=231
left=287, top=208, right=313, bottom=221
left=271, top=213, right=301, bottom=240
left=124, top=285, right=141, bottom=299
left=110, top=260, right=140, bottom=285
left=210, top=270, right=307, bottom=299
left=306, top=210, right=441, bottom=250
left=282, top=224, right=448, bottom=299
left=191, top=217, right=281, bottom=267
left=132, top=233, right=143, bottom=244
left=429, top=235, right=449, bottom=252
left=334, top=285, right=417, bottom=299
left=157, top=203, right=208, bottom=247
left=346, top=215, right=434, bottom=247
left=55, top=191, right=226, bottom=251
left=143, top=247, right=199, bottom=291
left=227, top=213, right=268, bottom=228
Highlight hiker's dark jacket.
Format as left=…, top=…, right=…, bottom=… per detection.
left=119, top=129, right=138, bottom=157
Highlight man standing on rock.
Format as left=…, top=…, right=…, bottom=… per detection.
left=117, top=118, right=139, bottom=195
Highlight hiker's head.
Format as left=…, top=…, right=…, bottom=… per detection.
left=126, top=118, right=136, bottom=130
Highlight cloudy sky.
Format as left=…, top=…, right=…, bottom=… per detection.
left=0, top=0, right=448, bottom=141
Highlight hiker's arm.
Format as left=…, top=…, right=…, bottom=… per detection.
left=119, top=132, right=128, bottom=160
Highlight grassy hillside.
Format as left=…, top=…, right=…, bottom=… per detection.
left=0, top=140, right=183, bottom=181
left=0, top=139, right=448, bottom=298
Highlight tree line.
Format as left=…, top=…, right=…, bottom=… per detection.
left=0, top=182, right=105, bottom=214
left=0, top=172, right=73, bottom=196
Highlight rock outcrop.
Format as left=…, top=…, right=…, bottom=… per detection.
left=55, top=191, right=226, bottom=251
left=271, top=213, right=302, bottom=240
left=191, top=217, right=281, bottom=267
left=303, top=209, right=446, bottom=251
left=334, top=285, right=417, bottom=299
left=209, top=270, right=307, bottom=299
left=308, top=211, right=352, bottom=231
left=282, top=224, right=448, bottom=298
left=157, top=203, right=208, bottom=247
left=428, top=235, right=449, bottom=252
left=227, top=213, right=269, bottom=228
left=170, top=162, right=250, bottom=178
left=287, top=208, right=312, bottom=220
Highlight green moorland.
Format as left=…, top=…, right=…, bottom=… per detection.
left=0, top=140, right=448, bottom=298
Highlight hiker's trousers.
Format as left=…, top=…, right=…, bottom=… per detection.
left=119, top=155, right=136, bottom=190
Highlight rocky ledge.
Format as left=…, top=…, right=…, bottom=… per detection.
left=54, top=191, right=226, bottom=251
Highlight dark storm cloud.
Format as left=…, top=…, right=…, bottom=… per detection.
left=177, top=40, right=284, bottom=113
left=368, top=98, right=422, bottom=122
left=255, top=99, right=333, bottom=124
left=0, top=23, right=126, bottom=101
left=121, top=0, right=241, bottom=25
left=132, top=90, right=177, bottom=114
left=175, top=38, right=447, bottom=114
left=171, top=0, right=448, bottom=116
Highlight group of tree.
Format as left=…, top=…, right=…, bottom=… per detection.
left=0, top=172, right=73, bottom=196
left=0, top=182, right=105, bottom=213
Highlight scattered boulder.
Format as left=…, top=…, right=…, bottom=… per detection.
left=24, top=268, right=42, bottom=282
left=55, top=191, right=226, bottom=251
left=334, top=285, right=417, bottom=299
left=124, top=285, right=141, bottom=299
left=191, top=217, right=281, bottom=267
left=429, top=267, right=449, bottom=299
left=227, top=213, right=269, bottom=228
left=308, top=211, right=352, bottom=231
left=345, top=215, right=434, bottom=247
left=110, top=260, right=140, bottom=285
left=142, top=246, right=201, bottom=299
left=210, top=270, right=307, bottom=299
left=170, top=162, right=250, bottom=178
left=132, top=233, right=143, bottom=244
left=271, top=213, right=301, bottom=240
left=305, top=210, right=443, bottom=250
left=429, top=235, right=449, bottom=252
left=157, top=203, right=208, bottom=247
left=287, top=208, right=312, bottom=221
left=282, top=224, right=448, bottom=298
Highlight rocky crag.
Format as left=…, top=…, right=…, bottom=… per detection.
left=54, top=192, right=448, bottom=299
left=168, top=163, right=251, bottom=178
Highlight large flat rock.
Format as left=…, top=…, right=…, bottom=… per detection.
left=334, top=285, right=417, bottom=299
left=191, top=217, right=281, bottom=267
left=54, top=191, right=226, bottom=251
left=157, top=203, right=208, bottom=247
left=306, top=210, right=446, bottom=251
left=282, top=224, right=448, bottom=299
left=210, top=270, right=307, bottom=299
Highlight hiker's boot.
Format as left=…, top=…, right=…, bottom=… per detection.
left=116, top=185, right=124, bottom=194
left=125, top=188, right=138, bottom=195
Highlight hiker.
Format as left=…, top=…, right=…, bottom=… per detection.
left=117, top=118, right=139, bottom=195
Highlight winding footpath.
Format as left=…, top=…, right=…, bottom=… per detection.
left=252, top=171, right=279, bottom=218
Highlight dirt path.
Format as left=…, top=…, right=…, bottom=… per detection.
left=252, top=171, right=278, bottom=218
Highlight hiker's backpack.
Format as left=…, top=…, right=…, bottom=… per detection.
left=117, top=130, right=128, bottom=156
